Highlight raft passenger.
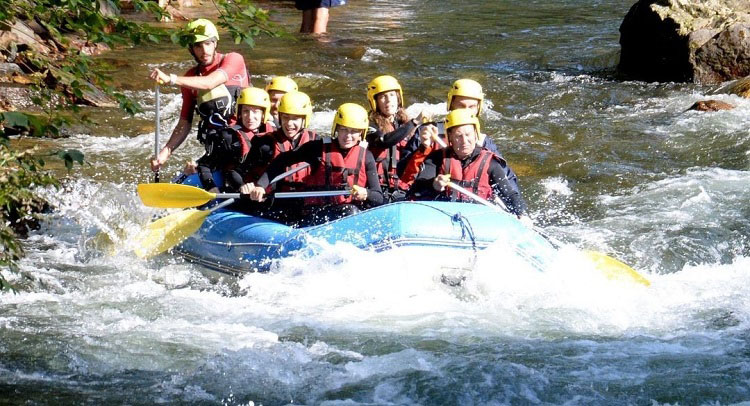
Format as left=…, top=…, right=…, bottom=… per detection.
left=399, top=79, right=516, bottom=188
left=412, top=109, right=526, bottom=218
left=365, top=75, right=424, bottom=202
left=243, top=103, right=383, bottom=226
left=191, top=87, right=275, bottom=192
left=266, top=76, right=299, bottom=127
left=239, top=91, right=318, bottom=186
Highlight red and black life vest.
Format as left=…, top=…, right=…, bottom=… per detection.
left=199, top=124, right=253, bottom=167
left=272, top=128, right=318, bottom=191
left=440, top=148, right=497, bottom=201
left=306, top=139, right=368, bottom=205
left=369, top=136, right=411, bottom=192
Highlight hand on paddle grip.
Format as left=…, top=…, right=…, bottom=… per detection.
left=350, top=185, right=368, bottom=201
left=149, top=68, right=171, bottom=86
left=433, top=174, right=451, bottom=192
left=239, top=183, right=267, bottom=202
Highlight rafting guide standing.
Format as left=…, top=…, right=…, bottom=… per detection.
left=147, top=18, right=249, bottom=176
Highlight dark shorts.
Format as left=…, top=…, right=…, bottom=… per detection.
left=295, top=0, right=346, bottom=10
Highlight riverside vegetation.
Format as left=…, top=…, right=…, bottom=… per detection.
left=0, top=0, right=280, bottom=290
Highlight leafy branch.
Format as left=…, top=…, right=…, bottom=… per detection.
left=0, top=0, right=282, bottom=290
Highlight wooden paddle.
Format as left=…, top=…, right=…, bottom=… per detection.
left=445, top=181, right=650, bottom=286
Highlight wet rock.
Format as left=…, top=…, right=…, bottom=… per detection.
left=0, top=21, right=53, bottom=55
left=618, top=0, right=750, bottom=84
left=0, top=63, right=22, bottom=76
left=686, top=100, right=735, bottom=112
left=69, top=38, right=112, bottom=56
left=723, top=75, right=750, bottom=98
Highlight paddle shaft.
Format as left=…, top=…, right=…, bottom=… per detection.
left=210, top=198, right=236, bottom=212
left=447, top=182, right=648, bottom=285
left=446, top=182, right=506, bottom=212
left=446, top=182, right=564, bottom=247
left=269, top=162, right=311, bottom=185
left=207, top=190, right=351, bottom=200
left=154, top=85, right=161, bottom=183
left=417, top=121, right=448, bottom=148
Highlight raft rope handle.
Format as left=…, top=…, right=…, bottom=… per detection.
left=409, top=202, right=547, bottom=271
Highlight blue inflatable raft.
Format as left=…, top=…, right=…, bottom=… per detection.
left=173, top=174, right=557, bottom=275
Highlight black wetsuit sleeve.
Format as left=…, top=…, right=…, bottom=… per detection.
left=256, top=140, right=323, bottom=188
left=366, top=120, right=416, bottom=148
left=237, top=136, right=274, bottom=179
left=363, top=150, right=384, bottom=206
left=487, top=158, right=526, bottom=216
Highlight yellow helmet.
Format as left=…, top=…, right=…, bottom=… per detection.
left=366, top=75, right=403, bottom=112
left=186, top=19, right=219, bottom=43
left=444, top=108, right=480, bottom=137
left=446, top=79, right=484, bottom=114
left=265, top=76, right=299, bottom=94
left=278, top=91, right=313, bottom=127
left=331, top=103, right=369, bottom=137
left=237, top=87, right=271, bottom=123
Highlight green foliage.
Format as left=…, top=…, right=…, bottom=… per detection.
left=0, top=0, right=281, bottom=290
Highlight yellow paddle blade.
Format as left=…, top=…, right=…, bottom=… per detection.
left=137, top=183, right=215, bottom=208
left=584, top=250, right=651, bottom=286
left=133, top=209, right=210, bottom=258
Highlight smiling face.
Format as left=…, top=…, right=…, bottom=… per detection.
left=191, top=39, right=217, bottom=66
left=335, top=125, right=362, bottom=149
left=280, top=113, right=305, bottom=139
left=447, top=124, right=477, bottom=160
left=240, top=105, right=264, bottom=131
left=450, top=96, right=480, bottom=115
left=375, top=90, right=400, bottom=117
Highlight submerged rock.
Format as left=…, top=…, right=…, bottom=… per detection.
left=686, top=100, right=735, bottom=112
left=618, top=0, right=750, bottom=84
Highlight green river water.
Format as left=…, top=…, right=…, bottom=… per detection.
left=2, top=0, right=750, bottom=404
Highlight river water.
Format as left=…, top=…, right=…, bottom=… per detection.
left=3, top=0, right=750, bottom=404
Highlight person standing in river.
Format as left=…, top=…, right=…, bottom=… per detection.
left=296, top=0, right=346, bottom=34
left=147, top=18, right=249, bottom=174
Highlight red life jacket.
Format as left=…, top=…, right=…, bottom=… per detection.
left=272, top=128, right=318, bottom=191
left=306, top=139, right=368, bottom=205
left=440, top=148, right=496, bottom=201
left=399, top=133, right=448, bottom=187
left=370, top=137, right=412, bottom=192
left=368, top=118, right=416, bottom=192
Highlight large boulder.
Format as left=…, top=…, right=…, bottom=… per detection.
left=618, top=0, right=750, bottom=84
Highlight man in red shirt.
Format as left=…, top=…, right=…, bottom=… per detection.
left=148, top=19, right=249, bottom=173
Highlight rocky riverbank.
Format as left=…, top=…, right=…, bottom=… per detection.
left=618, top=0, right=750, bottom=84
